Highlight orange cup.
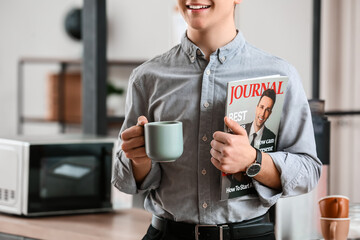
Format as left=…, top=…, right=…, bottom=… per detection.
left=319, top=195, right=349, bottom=218
left=320, top=217, right=350, bottom=240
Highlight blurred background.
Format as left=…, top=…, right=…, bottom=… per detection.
left=0, top=0, right=315, bottom=136
left=0, top=0, right=359, bottom=239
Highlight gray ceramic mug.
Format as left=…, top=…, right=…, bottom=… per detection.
left=144, top=121, right=183, bottom=162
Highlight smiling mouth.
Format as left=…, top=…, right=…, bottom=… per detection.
left=186, top=5, right=210, bottom=10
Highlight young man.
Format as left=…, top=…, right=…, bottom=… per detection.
left=112, top=0, right=321, bottom=239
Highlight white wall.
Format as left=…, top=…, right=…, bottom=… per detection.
left=0, top=0, right=83, bottom=136
left=0, top=0, right=312, bottom=136
left=237, top=0, right=313, bottom=96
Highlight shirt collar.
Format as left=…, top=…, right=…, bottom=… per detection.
left=180, top=30, right=246, bottom=64
left=249, top=122, right=265, bottom=137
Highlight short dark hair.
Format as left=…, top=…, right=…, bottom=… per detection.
left=258, top=88, right=276, bottom=106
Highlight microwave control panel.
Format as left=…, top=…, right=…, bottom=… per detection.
left=0, top=144, right=20, bottom=208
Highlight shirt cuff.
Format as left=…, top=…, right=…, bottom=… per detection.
left=137, top=161, right=161, bottom=192
left=267, top=151, right=310, bottom=197
left=251, top=150, right=311, bottom=207
left=252, top=179, right=282, bottom=207
left=111, top=151, right=161, bottom=195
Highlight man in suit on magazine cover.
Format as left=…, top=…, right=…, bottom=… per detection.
left=243, top=88, right=277, bottom=152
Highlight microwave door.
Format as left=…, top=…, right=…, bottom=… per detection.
left=27, top=143, right=113, bottom=215
left=41, top=156, right=98, bottom=198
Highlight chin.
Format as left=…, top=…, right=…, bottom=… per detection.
left=189, top=24, right=207, bottom=31
left=187, top=19, right=209, bottom=31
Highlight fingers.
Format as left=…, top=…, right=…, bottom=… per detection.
left=121, top=125, right=144, bottom=141
left=121, top=135, right=147, bottom=161
left=121, top=135, right=145, bottom=151
left=212, top=131, right=230, bottom=144
left=123, top=146, right=147, bottom=160
left=211, top=156, right=235, bottom=174
left=224, top=116, right=247, bottom=136
left=122, top=116, right=148, bottom=141
left=210, top=138, right=221, bottom=151
left=210, top=140, right=227, bottom=171
left=211, top=157, right=222, bottom=171
left=121, top=116, right=149, bottom=161
left=137, top=116, right=148, bottom=126
left=210, top=147, right=222, bottom=161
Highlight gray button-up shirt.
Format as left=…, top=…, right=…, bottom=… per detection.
left=112, top=31, right=322, bottom=224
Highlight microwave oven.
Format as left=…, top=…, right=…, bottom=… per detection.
left=0, top=135, right=115, bottom=216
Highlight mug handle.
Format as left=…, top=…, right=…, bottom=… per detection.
left=330, top=221, right=337, bottom=240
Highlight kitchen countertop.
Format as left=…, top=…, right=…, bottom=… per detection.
left=0, top=208, right=151, bottom=240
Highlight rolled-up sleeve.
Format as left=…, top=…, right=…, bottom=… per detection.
left=252, top=67, right=322, bottom=207
left=111, top=70, right=162, bottom=194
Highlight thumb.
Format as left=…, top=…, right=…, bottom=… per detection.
left=137, top=116, right=148, bottom=126
left=224, top=116, right=247, bottom=136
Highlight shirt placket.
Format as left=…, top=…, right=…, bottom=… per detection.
left=197, top=57, right=216, bottom=223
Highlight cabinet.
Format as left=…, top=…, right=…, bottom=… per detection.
left=17, top=57, right=144, bottom=135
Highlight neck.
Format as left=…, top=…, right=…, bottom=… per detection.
left=187, top=23, right=237, bottom=61
left=253, top=122, right=263, bottom=133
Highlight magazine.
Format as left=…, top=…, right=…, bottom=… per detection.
left=220, top=75, right=288, bottom=200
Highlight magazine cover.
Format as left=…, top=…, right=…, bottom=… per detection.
left=220, top=75, right=289, bottom=200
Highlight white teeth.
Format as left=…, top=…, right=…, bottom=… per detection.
left=188, top=5, right=210, bottom=10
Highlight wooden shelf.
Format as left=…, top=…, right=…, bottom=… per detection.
left=19, top=57, right=145, bottom=67
left=17, top=57, right=144, bottom=134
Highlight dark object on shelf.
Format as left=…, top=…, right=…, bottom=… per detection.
left=309, top=99, right=330, bottom=165
left=107, top=83, right=124, bottom=96
left=64, top=8, right=82, bottom=41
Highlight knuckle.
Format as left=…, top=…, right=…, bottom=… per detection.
left=120, top=131, right=126, bottom=140
left=212, top=132, right=218, bottom=139
left=222, top=149, right=230, bottom=157
left=219, top=156, right=226, bottom=163
left=225, top=137, right=233, bottom=145
left=121, top=143, right=128, bottom=151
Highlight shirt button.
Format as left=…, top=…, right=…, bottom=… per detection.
left=202, top=135, right=208, bottom=142
left=201, top=169, right=207, bottom=175
left=220, top=56, right=226, bottom=62
left=205, top=69, right=211, bottom=75
left=190, top=56, right=195, bottom=62
left=203, top=102, right=209, bottom=108
left=196, top=49, right=202, bottom=56
left=202, top=202, right=208, bottom=209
